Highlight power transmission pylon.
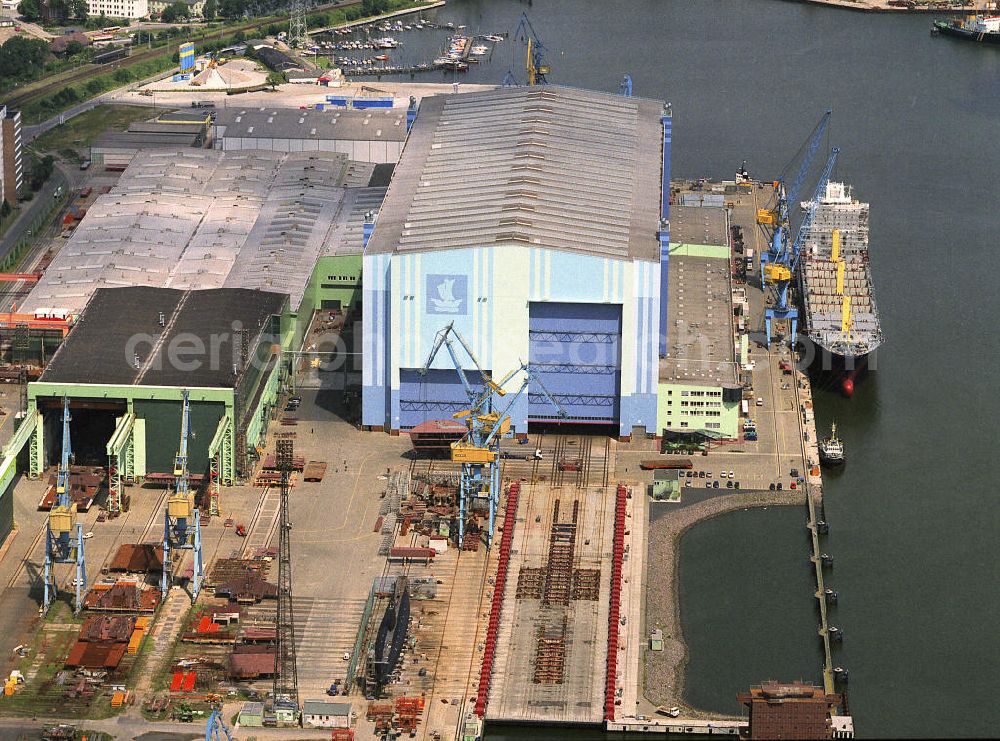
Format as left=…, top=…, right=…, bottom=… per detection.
left=288, top=0, right=307, bottom=48
left=272, top=439, right=299, bottom=720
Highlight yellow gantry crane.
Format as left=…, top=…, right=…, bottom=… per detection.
left=503, top=12, right=550, bottom=87
left=420, top=323, right=564, bottom=547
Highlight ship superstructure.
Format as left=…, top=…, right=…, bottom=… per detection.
left=799, top=181, right=884, bottom=366
left=934, top=14, right=1000, bottom=44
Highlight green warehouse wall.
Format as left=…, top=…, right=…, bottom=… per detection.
left=0, top=476, right=13, bottom=547
left=132, top=398, right=226, bottom=475
left=290, top=255, right=363, bottom=351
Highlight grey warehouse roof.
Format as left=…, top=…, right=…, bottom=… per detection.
left=215, top=107, right=408, bottom=142
left=670, top=205, right=729, bottom=246
left=302, top=700, right=351, bottom=716
left=659, top=255, right=739, bottom=386
left=41, top=287, right=287, bottom=388
left=22, top=149, right=383, bottom=314
left=365, top=86, right=665, bottom=261
left=91, top=131, right=202, bottom=150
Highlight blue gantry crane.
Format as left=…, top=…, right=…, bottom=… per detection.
left=205, top=707, right=233, bottom=741
left=419, top=323, right=564, bottom=548
left=790, top=147, right=841, bottom=274
left=757, top=111, right=832, bottom=346
left=43, top=397, right=86, bottom=614
left=162, top=389, right=203, bottom=599
left=764, top=146, right=841, bottom=346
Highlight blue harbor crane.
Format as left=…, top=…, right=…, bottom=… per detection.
left=42, top=397, right=86, bottom=614
left=763, top=146, right=841, bottom=346
left=757, top=111, right=832, bottom=346
left=790, top=147, right=840, bottom=274
left=162, top=389, right=203, bottom=599
left=502, top=12, right=550, bottom=87
left=205, top=707, right=234, bottom=741
left=451, top=362, right=563, bottom=548
left=419, top=323, right=564, bottom=548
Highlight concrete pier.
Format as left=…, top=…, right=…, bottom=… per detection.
left=808, top=490, right=836, bottom=695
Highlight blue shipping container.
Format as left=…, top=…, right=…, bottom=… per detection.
left=352, top=97, right=393, bottom=109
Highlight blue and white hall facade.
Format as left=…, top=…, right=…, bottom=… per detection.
left=362, top=85, right=671, bottom=439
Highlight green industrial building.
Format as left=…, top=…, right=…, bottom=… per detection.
left=0, top=287, right=290, bottom=521
left=658, top=204, right=743, bottom=440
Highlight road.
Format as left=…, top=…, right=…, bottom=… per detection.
left=0, top=715, right=334, bottom=740
left=0, top=166, right=68, bottom=278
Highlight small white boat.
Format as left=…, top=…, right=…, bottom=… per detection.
left=470, top=45, right=488, bottom=55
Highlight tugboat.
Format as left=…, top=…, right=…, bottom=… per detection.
left=932, top=14, right=1000, bottom=44
left=818, top=423, right=845, bottom=467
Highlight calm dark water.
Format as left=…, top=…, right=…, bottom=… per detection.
left=356, top=1, right=1000, bottom=738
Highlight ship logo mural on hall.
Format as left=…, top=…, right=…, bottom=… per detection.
left=427, top=275, right=467, bottom=315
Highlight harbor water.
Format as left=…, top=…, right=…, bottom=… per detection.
left=371, top=0, right=1000, bottom=737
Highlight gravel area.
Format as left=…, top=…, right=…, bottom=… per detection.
left=641, top=489, right=806, bottom=715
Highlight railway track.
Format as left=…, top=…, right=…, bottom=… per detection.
left=5, top=521, right=46, bottom=590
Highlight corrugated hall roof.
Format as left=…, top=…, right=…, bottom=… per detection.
left=40, top=287, right=287, bottom=388
left=365, top=85, right=665, bottom=262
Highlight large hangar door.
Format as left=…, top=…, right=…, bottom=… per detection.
left=528, top=302, right=622, bottom=423
left=398, top=369, right=485, bottom=430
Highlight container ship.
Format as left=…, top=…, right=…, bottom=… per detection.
left=933, top=14, right=1000, bottom=44
left=798, top=181, right=884, bottom=397
left=372, top=575, right=410, bottom=691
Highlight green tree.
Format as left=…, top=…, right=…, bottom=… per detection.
left=16, top=0, right=42, bottom=22
left=64, top=39, right=84, bottom=56
left=0, top=36, right=50, bottom=81
left=219, top=0, right=245, bottom=20
left=49, top=0, right=69, bottom=22
left=202, top=0, right=216, bottom=19
left=71, top=0, right=87, bottom=20
left=265, top=70, right=285, bottom=90
left=29, top=154, right=54, bottom=192
left=163, top=2, right=191, bottom=22
left=0, top=200, right=12, bottom=220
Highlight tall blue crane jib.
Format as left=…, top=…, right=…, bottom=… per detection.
left=764, top=146, right=841, bottom=346
left=162, top=389, right=204, bottom=599
left=763, top=111, right=832, bottom=267
left=43, top=397, right=87, bottom=614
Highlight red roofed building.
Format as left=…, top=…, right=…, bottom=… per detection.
left=738, top=681, right=840, bottom=740
left=228, top=648, right=276, bottom=679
